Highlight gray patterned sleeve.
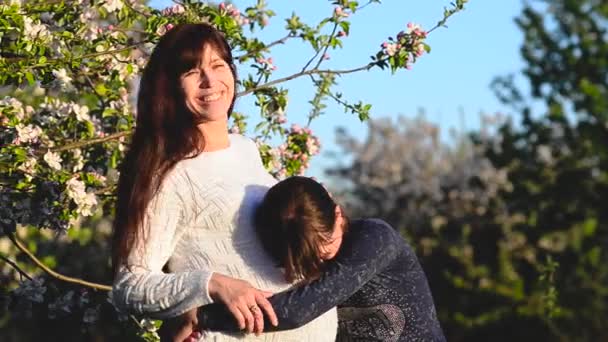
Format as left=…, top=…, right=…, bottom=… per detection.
left=111, top=174, right=215, bottom=319
left=197, top=219, right=401, bottom=331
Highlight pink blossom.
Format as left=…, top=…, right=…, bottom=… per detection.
left=166, top=23, right=174, bottom=31
left=291, top=124, right=302, bottom=133
left=334, top=6, right=349, bottom=18
left=219, top=3, right=226, bottom=10
left=337, top=31, right=346, bottom=37
left=323, top=53, right=330, bottom=60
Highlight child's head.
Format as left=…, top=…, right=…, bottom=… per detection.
left=255, top=176, right=348, bottom=283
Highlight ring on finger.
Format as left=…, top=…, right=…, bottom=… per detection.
left=248, top=305, right=260, bottom=313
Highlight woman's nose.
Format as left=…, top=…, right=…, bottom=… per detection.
left=198, top=68, right=214, bottom=88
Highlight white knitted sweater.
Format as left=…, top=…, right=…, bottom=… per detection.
left=111, top=134, right=337, bottom=341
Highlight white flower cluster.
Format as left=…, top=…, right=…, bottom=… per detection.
left=1, top=96, right=34, bottom=120
left=52, top=68, right=73, bottom=91
left=102, top=0, right=124, bottom=13
left=23, top=16, right=51, bottom=42
left=18, top=157, right=37, bottom=177
left=66, top=177, right=98, bottom=217
left=48, top=290, right=75, bottom=319
left=13, top=278, right=47, bottom=304
left=15, top=124, right=42, bottom=144
left=43, top=150, right=62, bottom=170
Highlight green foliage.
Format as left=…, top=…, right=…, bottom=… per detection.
left=328, top=1, right=607, bottom=340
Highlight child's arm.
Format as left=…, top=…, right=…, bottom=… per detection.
left=197, top=219, right=404, bottom=332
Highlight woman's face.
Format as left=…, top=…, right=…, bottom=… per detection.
left=319, top=206, right=345, bottom=260
left=180, top=45, right=235, bottom=122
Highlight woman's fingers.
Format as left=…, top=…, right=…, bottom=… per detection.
left=240, top=301, right=255, bottom=333
left=255, top=292, right=278, bottom=327
left=250, top=304, right=264, bottom=335
left=227, top=304, right=246, bottom=330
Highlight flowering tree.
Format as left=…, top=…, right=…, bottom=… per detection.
left=0, top=0, right=466, bottom=339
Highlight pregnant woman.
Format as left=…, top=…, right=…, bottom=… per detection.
left=178, top=176, right=446, bottom=341
left=110, top=23, right=337, bottom=341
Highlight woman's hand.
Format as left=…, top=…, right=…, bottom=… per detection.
left=208, top=273, right=278, bottom=335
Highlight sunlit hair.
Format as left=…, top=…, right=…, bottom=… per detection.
left=112, top=23, right=237, bottom=273
left=255, top=176, right=349, bottom=283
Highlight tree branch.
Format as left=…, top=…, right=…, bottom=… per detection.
left=6, top=42, right=150, bottom=64
left=0, top=252, right=33, bottom=281
left=36, top=131, right=131, bottom=155
left=313, top=22, right=339, bottom=70
left=8, top=233, right=112, bottom=291
left=122, top=0, right=151, bottom=18
left=238, top=59, right=383, bottom=97
left=235, top=34, right=296, bottom=61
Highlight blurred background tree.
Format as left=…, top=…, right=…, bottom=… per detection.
left=327, top=0, right=608, bottom=340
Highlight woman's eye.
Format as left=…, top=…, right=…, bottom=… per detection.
left=213, top=63, right=226, bottom=69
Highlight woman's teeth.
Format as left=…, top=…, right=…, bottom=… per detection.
left=200, top=93, right=221, bottom=102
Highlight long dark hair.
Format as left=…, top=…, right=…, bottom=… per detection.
left=254, top=176, right=349, bottom=283
left=112, top=23, right=237, bottom=273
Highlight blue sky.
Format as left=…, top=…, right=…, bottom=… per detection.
left=149, top=0, right=526, bottom=180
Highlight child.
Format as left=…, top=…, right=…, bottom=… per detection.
left=180, top=176, right=445, bottom=341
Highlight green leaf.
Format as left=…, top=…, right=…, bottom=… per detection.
left=25, top=72, right=35, bottom=86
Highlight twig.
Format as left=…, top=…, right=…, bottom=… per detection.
left=6, top=42, right=150, bottom=63
left=238, top=59, right=383, bottom=97
left=313, top=22, right=339, bottom=70
left=38, top=131, right=131, bottom=155
left=122, top=0, right=151, bottom=18
left=8, top=233, right=112, bottom=291
left=356, top=0, right=377, bottom=11
left=0, top=252, right=33, bottom=281
left=235, top=34, right=296, bottom=61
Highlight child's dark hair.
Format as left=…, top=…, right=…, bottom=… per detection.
left=255, top=176, right=348, bottom=283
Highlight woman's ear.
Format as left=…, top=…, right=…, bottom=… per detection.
left=335, top=205, right=342, bottom=218
left=334, top=205, right=344, bottom=232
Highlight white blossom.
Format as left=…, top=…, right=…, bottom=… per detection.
left=43, top=150, right=62, bottom=170
left=15, top=124, right=43, bottom=144
left=72, top=148, right=84, bottom=172
left=83, top=306, right=100, bottom=324
left=536, top=145, right=553, bottom=165
left=52, top=68, right=72, bottom=88
left=13, top=278, right=47, bottom=304
left=71, top=103, right=90, bottom=122
left=66, top=177, right=98, bottom=216
left=23, top=16, right=50, bottom=41
left=18, top=157, right=37, bottom=177
left=1, top=96, right=26, bottom=119
left=102, top=0, right=124, bottom=13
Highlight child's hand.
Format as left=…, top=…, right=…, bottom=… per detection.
left=159, top=308, right=201, bottom=342
left=183, top=331, right=203, bottom=342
